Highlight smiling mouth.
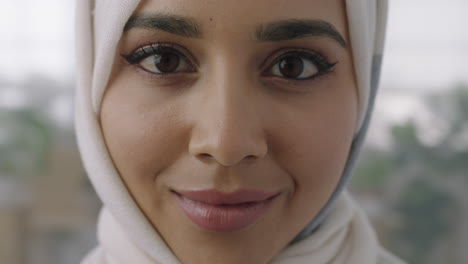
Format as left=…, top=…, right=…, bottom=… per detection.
left=172, top=189, right=279, bottom=232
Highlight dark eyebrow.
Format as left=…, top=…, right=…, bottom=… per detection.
left=124, top=14, right=346, bottom=48
left=255, top=19, right=347, bottom=48
left=124, top=13, right=202, bottom=38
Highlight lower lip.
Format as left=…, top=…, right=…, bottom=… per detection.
left=175, top=193, right=276, bottom=232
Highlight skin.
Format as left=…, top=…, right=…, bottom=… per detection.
left=100, top=0, right=357, bottom=263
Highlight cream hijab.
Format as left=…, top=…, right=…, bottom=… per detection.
left=75, top=0, right=402, bottom=263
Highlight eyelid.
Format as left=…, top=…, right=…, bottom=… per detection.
left=122, top=42, right=199, bottom=68
left=260, top=47, right=334, bottom=74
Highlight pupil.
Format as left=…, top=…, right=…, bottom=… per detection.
left=154, top=52, right=180, bottom=73
left=279, top=57, right=304, bottom=78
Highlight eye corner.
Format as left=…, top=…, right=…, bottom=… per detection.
left=321, top=60, right=338, bottom=73
left=121, top=52, right=140, bottom=65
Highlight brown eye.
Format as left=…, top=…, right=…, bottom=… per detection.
left=154, top=52, right=180, bottom=73
left=272, top=55, right=319, bottom=80
left=140, top=50, right=189, bottom=73
left=279, top=57, right=306, bottom=78
left=127, top=45, right=195, bottom=74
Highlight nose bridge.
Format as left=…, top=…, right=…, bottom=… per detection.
left=188, top=56, right=267, bottom=166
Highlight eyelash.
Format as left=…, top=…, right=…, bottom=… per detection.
left=263, top=48, right=337, bottom=82
left=122, top=42, right=337, bottom=82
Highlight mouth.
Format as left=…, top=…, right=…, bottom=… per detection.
left=172, top=189, right=280, bottom=232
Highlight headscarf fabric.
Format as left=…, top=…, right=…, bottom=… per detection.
left=75, top=0, right=403, bottom=263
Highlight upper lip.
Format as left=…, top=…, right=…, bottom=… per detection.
left=173, top=189, right=279, bottom=205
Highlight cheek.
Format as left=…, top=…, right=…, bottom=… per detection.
left=277, top=117, right=353, bottom=192
left=269, top=87, right=357, bottom=220
left=99, top=82, right=188, bottom=188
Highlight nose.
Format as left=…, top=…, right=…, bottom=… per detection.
left=188, top=68, right=268, bottom=167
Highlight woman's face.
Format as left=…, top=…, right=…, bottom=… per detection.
left=100, top=0, right=356, bottom=263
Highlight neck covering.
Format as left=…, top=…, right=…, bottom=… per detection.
left=75, top=1, right=402, bottom=263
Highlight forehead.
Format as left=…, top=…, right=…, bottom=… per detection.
left=132, top=0, right=349, bottom=41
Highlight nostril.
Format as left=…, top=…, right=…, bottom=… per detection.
left=197, top=153, right=213, bottom=159
left=245, top=154, right=258, bottom=160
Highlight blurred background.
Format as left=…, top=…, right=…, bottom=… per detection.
left=0, top=0, right=467, bottom=263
